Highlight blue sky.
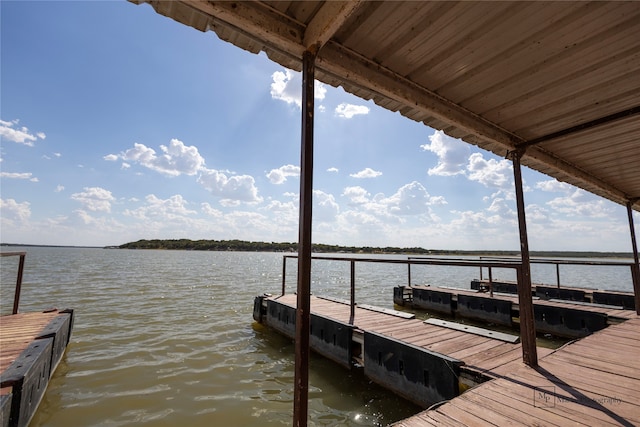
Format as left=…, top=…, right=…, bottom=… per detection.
left=1, top=1, right=637, bottom=252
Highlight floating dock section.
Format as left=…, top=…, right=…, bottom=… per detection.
left=254, top=294, right=555, bottom=407
left=0, top=309, right=74, bottom=427
left=255, top=292, right=639, bottom=425
left=396, top=283, right=637, bottom=338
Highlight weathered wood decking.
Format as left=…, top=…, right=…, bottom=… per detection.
left=0, top=309, right=74, bottom=427
left=258, top=293, right=639, bottom=425
left=273, top=294, right=536, bottom=372
left=395, top=316, right=640, bottom=426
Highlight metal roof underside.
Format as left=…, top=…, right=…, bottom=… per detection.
left=131, top=0, right=640, bottom=211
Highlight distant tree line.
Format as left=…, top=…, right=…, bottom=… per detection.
left=113, top=239, right=632, bottom=258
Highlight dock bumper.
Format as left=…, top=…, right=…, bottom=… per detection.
left=1, top=339, right=53, bottom=427
left=265, top=299, right=354, bottom=368
left=456, top=294, right=513, bottom=326
left=411, top=288, right=453, bottom=315
left=533, top=305, right=607, bottom=338
left=363, top=331, right=463, bottom=407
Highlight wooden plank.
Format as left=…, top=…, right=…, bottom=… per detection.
left=484, top=378, right=627, bottom=427
left=425, top=318, right=520, bottom=343
left=445, top=394, right=528, bottom=426
left=540, top=359, right=640, bottom=398
left=449, top=338, right=515, bottom=360
left=479, top=380, right=595, bottom=427
left=358, top=303, right=415, bottom=318
left=462, top=386, right=564, bottom=426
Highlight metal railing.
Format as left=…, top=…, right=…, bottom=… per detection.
left=475, top=256, right=638, bottom=289
left=1, top=252, right=27, bottom=315
left=281, top=255, right=525, bottom=318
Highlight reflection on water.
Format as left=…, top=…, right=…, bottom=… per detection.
left=0, top=247, right=633, bottom=426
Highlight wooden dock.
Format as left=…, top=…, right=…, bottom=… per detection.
left=255, top=294, right=556, bottom=406
left=395, top=316, right=640, bottom=426
left=254, top=292, right=639, bottom=424
left=399, top=284, right=637, bottom=338
left=0, top=309, right=74, bottom=427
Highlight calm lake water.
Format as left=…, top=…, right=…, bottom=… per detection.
left=0, top=247, right=635, bottom=426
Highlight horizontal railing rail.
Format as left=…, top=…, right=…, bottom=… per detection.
left=1, top=251, right=27, bottom=314
left=281, top=255, right=524, bottom=319
left=473, top=256, right=637, bottom=289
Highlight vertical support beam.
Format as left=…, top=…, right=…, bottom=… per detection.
left=407, top=261, right=412, bottom=287
left=294, top=50, right=316, bottom=427
left=626, top=201, right=640, bottom=315
left=12, top=253, right=26, bottom=315
left=282, top=256, right=287, bottom=296
left=350, top=260, right=356, bottom=324
left=510, top=149, right=538, bottom=367
left=488, top=266, right=494, bottom=298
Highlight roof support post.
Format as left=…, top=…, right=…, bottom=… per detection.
left=294, top=49, right=316, bottom=427
left=626, top=200, right=640, bottom=315
left=509, top=148, right=538, bottom=367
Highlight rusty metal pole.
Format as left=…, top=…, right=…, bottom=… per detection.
left=350, top=260, right=356, bottom=323
left=12, top=253, right=26, bottom=314
left=282, top=256, right=287, bottom=296
left=293, top=49, right=316, bottom=427
left=510, top=149, right=538, bottom=367
left=626, top=200, right=640, bottom=315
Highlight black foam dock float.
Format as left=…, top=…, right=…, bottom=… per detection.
left=456, top=294, right=513, bottom=327
left=592, top=290, right=636, bottom=310
left=309, top=314, right=353, bottom=369
left=411, top=287, right=454, bottom=315
left=470, top=279, right=519, bottom=294
left=363, top=331, right=463, bottom=407
left=533, top=304, right=608, bottom=338
left=2, top=339, right=53, bottom=427
left=536, top=285, right=587, bottom=302
left=262, top=297, right=355, bottom=368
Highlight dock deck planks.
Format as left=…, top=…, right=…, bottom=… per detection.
left=270, top=294, right=546, bottom=379
left=0, top=311, right=63, bottom=374
left=395, top=316, right=640, bottom=426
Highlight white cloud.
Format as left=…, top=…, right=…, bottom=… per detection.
left=0, top=198, right=31, bottom=223
left=201, top=202, right=222, bottom=217
left=466, top=152, right=513, bottom=190
left=380, top=181, right=446, bottom=215
left=350, top=168, right=382, bottom=179
left=198, top=168, right=263, bottom=205
left=266, top=164, right=300, bottom=184
left=546, top=189, right=611, bottom=218
left=342, top=186, right=370, bottom=205
left=0, top=119, right=46, bottom=146
left=327, top=167, right=339, bottom=173
left=313, top=190, right=339, bottom=222
left=108, top=139, right=205, bottom=176
left=270, top=69, right=326, bottom=108
left=421, top=130, right=469, bottom=176
left=335, top=103, right=370, bottom=119
left=55, top=185, right=65, bottom=193
left=1, top=172, right=38, bottom=182
left=70, top=187, right=115, bottom=212
left=124, top=194, right=197, bottom=220
left=536, top=179, right=573, bottom=193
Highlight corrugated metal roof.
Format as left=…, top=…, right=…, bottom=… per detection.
left=131, top=0, right=640, bottom=211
